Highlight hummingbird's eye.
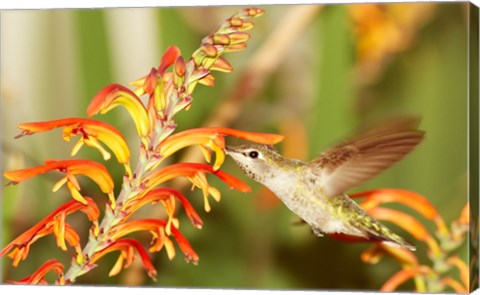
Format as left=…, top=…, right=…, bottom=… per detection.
left=248, top=151, right=259, bottom=158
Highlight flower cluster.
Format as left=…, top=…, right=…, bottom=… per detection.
left=347, top=189, right=469, bottom=292
left=2, top=7, right=283, bottom=284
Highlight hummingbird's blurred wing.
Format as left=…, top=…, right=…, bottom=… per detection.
left=311, top=116, right=425, bottom=197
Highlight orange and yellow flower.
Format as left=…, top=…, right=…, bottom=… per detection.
left=346, top=189, right=469, bottom=292
left=109, top=219, right=198, bottom=264
left=15, top=117, right=131, bottom=175
left=142, top=162, right=251, bottom=213
left=124, top=187, right=203, bottom=229
left=156, top=127, right=284, bottom=171
left=2, top=7, right=274, bottom=284
left=4, top=159, right=114, bottom=206
left=87, top=84, right=151, bottom=138
left=88, top=238, right=157, bottom=280
left=1, top=198, right=99, bottom=267
left=9, top=259, right=65, bottom=285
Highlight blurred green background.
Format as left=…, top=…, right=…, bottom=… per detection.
left=1, top=3, right=469, bottom=291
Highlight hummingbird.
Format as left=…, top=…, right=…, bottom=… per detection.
left=225, top=117, right=425, bottom=251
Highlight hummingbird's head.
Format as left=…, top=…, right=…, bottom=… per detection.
left=225, top=144, right=285, bottom=183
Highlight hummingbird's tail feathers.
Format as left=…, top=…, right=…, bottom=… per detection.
left=367, top=231, right=416, bottom=251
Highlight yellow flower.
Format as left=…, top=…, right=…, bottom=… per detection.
left=157, top=127, right=284, bottom=171
left=87, top=84, right=150, bottom=138
left=16, top=117, right=131, bottom=175
left=4, top=159, right=114, bottom=206
left=1, top=198, right=99, bottom=267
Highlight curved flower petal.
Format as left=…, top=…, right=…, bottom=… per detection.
left=142, top=163, right=249, bottom=213
left=441, top=277, right=468, bottom=293
left=88, top=238, right=157, bottom=280
left=4, top=160, right=114, bottom=205
left=110, top=219, right=198, bottom=264
left=124, top=188, right=203, bottom=229
left=157, top=127, right=284, bottom=170
left=1, top=198, right=99, bottom=266
left=10, top=259, right=65, bottom=285
left=381, top=266, right=431, bottom=292
left=144, top=162, right=250, bottom=194
left=87, top=84, right=150, bottom=137
left=158, top=46, right=181, bottom=74
left=15, top=118, right=131, bottom=173
left=447, top=256, right=469, bottom=289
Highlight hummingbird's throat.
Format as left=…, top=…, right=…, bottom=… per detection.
left=235, top=160, right=263, bottom=182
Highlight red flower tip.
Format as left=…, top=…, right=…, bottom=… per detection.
left=144, top=68, right=159, bottom=95
left=109, top=219, right=199, bottom=265
left=89, top=238, right=157, bottom=280
left=124, top=188, right=203, bottom=229
left=145, top=163, right=251, bottom=195
left=1, top=198, right=99, bottom=266
left=158, top=46, right=181, bottom=74
left=15, top=118, right=131, bottom=169
left=4, top=159, right=114, bottom=205
left=11, top=259, right=65, bottom=284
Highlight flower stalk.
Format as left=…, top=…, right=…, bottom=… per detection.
left=2, top=7, right=282, bottom=284
left=348, top=189, right=469, bottom=292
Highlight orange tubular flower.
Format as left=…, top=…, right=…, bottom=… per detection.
left=4, top=159, right=114, bottom=205
left=110, top=219, right=198, bottom=264
left=158, top=46, right=182, bottom=74
left=447, top=255, right=469, bottom=290
left=381, top=266, right=432, bottom=292
left=124, top=187, right=203, bottom=229
left=1, top=198, right=99, bottom=266
left=87, top=84, right=150, bottom=138
left=131, top=46, right=184, bottom=118
left=88, top=238, right=157, bottom=280
left=14, top=117, right=131, bottom=175
left=143, top=162, right=250, bottom=212
left=10, top=259, right=65, bottom=285
left=2, top=7, right=272, bottom=283
left=157, top=127, right=285, bottom=170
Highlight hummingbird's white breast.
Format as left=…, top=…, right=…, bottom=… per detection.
left=262, top=168, right=356, bottom=236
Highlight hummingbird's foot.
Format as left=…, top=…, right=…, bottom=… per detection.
left=311, top=226, right=325, bottom=237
